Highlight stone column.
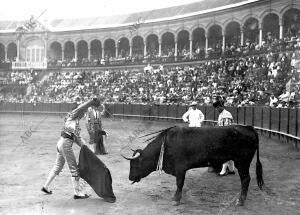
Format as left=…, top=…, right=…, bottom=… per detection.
left=279, top=18, right=283, bottom=39
left=205, top=34, right=208, bottom=55
left=74, top=48, right=77, bottom=60
left=279, top=25, right=283, bottom=39
left=115, top=43, right=118, bottom=58
left=158, top=39, right=162, bottom=57
left=5, top=46, right=7, bottom=61
left=44, top=35, right=48, bottom=62
left=129, top=40, right=132, bottom=57
left=17, top=38, right=20, bottom=61
left=241, top=30, right=244, bottom=46
left=174, top=36, right=178, bottom=58
left=189, top=39, right=193, bottom=59
left=259, top=28, right=263, bottom=46
left=144, top=43, right=147, bottom=57
left=87, top=42, right=91, bottom=61
left=102, top=47, right=104, bottom=59
left=222, top=32, right=225, bottom=53
left=62, top=49, right=64, bottom=61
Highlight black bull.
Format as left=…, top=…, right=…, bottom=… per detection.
left=122, top=125, right=264, bottom=206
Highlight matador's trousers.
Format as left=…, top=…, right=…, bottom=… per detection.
left=49, top=137, right=79, bottom=177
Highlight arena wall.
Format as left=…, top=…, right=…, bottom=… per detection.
left=0, top=102, right=298, bottom=140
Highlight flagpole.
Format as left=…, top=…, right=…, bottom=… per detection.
left=34, top=9, right=48, bottom=21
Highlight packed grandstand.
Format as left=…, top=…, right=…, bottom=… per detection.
left=0, top=0, right=299, bottom=108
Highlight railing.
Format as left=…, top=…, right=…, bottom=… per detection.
left=46, top=45, right=300, bottom=69
left=0, top=62, right=12, bottom=70
left=1, top=46, right=299, bottom=70
left=0, top=102, right=299, bottom=146
left=12, top=61, right=47, bottom=70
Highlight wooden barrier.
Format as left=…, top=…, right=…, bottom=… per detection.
left=0, top=102, right=299, bottom=144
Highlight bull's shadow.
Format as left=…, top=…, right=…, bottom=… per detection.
left=183, top=168, right=245, bottom=209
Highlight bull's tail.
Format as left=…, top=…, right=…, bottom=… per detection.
left=255, top=130, right=265, bottom=190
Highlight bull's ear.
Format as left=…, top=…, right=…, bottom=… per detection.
left=133, top=149, right=143, bottom=156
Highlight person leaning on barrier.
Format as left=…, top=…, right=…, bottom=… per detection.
left=86, top=100, right=107, bottom=155
left=182, top=101, right=205, bottom=127
left=41, top=97, right=101, bottom=199
left=213, top=96, right=236, bottom=176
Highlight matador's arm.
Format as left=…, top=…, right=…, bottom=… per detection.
left=70, top=98, right=101, bottom=120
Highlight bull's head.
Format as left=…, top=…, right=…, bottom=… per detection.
left=122, top=148, right=158, bottom=184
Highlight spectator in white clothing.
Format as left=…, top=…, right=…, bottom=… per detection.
left=269, top=94, right=278, bottom=107
left=182, top=101, right=205, bottom=127
left=213, top=97, right=236, bottom=176
left=279, top=90, right=290, bottom=103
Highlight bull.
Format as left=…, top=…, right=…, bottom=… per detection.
left=122, top=125, right=264, bottom=206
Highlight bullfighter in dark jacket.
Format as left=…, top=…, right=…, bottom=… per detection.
left=86, top=102, right=107, bottom=155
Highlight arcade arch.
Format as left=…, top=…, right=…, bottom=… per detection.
left=283, top=8, right=300, bottom=37
left=262, top=13, right=279, bottom=40
left=192, top=28, right=206, bottom=49
left=7, top=42, right=17, bottom=61
left=0, top=43, right=5, bottom=61
left=146, top=34, right=159, bottom=57
left=24, top=39, right=45, bottom=62
left=177, top=30, right=190, bottom=56
left=104, top=39, right=116, bottom=58
left=49, top=42, right=62, bottom=61
left=161, top=32, right=175, bottom=57
left=208, top=24, right=222, bottom=49
left=192, top=28, right=206, bottom=58
left=132, top=36, right=144, bottom=57
left=90, top=39, right=102, bottom=60
left=225, top=21, right=241, bottom=47
left=117, top=37, right=129, bottom=58
left=64, top=41, right=75, bottom=61
left=243, top=17, right=259, bottom=43
left=77, top=40, right=88, bottom=61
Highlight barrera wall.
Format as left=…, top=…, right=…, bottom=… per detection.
left=0, top=102, right=299, bottom=144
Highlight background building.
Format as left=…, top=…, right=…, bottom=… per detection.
left=0, top=0, right=299, bottom=69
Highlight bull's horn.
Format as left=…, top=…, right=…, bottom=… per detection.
left=131, top=152, right=141, bottom=159
left=121, top=152, right=141, bottom=160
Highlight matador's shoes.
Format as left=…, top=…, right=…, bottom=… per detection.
left=73, top=194, right=90, bottom=199
left=41, top=187, right=52, bottom=194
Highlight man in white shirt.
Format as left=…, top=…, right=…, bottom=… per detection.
left=269, top=94, right=278, bottom=107
left=213, top=97, right=235, bottom=176
left=182, top=101, right=205, bottom=127
left=279, top=90, right=290, bottom=103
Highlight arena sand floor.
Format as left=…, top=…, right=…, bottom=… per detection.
left=0, top=113, right=300, bottom=215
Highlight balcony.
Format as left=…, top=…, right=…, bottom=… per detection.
left=12, top=61, right=47, bottom=70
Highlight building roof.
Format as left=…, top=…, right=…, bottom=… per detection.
left=0, top=0, right=258, bottom=32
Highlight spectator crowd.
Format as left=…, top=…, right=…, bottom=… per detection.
left=1, top=51, right=299, bottom=108
left=1, top=31, right=300, bottom=108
